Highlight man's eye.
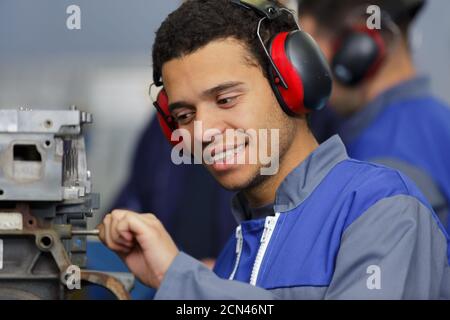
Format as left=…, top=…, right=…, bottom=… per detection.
left=217, top=97, right=236, bottom=106
left=174, top=112, right=195, bottom=124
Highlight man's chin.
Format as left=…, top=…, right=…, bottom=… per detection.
left=207, top=165, right=259, bottom=192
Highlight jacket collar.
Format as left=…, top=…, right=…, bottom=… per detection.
left=231, top=135, right=349, bottom=223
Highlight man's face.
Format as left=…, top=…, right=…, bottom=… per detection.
left=162, top=38, right=296, bottom=191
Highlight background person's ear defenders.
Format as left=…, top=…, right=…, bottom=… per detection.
left=331, top=10, right=400, bottom=87
left=331, top=25, right=387, bottom=87
left=152, top=0, right=332, bottom=145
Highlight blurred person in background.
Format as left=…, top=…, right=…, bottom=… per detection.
left=299, top=0, right=450, bottom=232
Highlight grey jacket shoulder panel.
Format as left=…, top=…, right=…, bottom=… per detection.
left=370, top=157, right=448, bottom=227
left=326, top=194, right=449, bottom=300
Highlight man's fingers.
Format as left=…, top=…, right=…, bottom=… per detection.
left=119, top=230, right=134, bottom=243
left=100, top=210, right=164, bottom=254
left=111, top=210, right=138, bottom=247
left=100, top=213, right=131, bottom=252
left=115, top=213, right=161, bottom=251
left=110, top=211, right=125, bottom=245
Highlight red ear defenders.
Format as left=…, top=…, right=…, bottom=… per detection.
left=152, top=88, right=178, bottom=145
left=153, top=0, right=332, bottom=144
left=331, top=25, right=387, bottom=87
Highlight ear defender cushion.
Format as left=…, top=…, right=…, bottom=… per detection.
left=269, top=30, right=332, bottom=115
left=332, top=26, right=386, bottom=86
left=154, top=89, right=179, bottom=145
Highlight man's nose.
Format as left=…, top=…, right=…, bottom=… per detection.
left=193, top=104, right=227, bottom=145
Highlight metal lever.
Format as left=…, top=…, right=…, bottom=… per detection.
left=71, top=229, right=100, bottom=237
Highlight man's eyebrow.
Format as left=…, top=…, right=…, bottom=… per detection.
left=202, top=81, right=246, bottom=97
left=168, top=82, right=246, bottom=113
left=168, top=101, right=194, bottom=113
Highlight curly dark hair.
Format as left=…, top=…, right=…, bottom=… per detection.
left=152, top=0, right=297, bottom=85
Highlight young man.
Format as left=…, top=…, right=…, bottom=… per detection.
left=99, top=0, right=450, bottom=299
left=299, top=0, right=450, bottom=232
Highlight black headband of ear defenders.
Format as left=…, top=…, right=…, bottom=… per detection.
left=230, top=0, right=282, bottom=20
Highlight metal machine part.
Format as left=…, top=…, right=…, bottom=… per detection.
left=0, top=107, right=132, bottom=300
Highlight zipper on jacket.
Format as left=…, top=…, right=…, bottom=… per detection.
left=228, top=225, right=243, bottom=280
left=249, top=213, right=280, bottom=286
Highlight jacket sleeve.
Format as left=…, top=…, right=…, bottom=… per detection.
left=154, top=252, right=279, bottom=300
left=325, top=194, right=449, bottom=300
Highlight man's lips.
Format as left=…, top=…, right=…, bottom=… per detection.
left=204, top=142, right=248, bottom=164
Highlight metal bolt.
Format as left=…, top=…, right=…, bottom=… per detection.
left=71, top=229, right=100, bottom=237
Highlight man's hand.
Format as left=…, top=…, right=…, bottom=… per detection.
left=98, top=210, right=179, bottom=288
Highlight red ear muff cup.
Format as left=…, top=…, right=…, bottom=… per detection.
left=270, top=31, right=332, bottom=115
left=154, top=89, right=179, bottom=146
left=270, top=32, right=306, bottom=115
